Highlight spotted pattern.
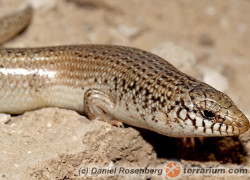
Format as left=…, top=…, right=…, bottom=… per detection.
left=0, top=44, right=248, bottom=137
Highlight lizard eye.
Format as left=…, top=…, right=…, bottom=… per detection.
left=202, top=110, right=215, bottom=119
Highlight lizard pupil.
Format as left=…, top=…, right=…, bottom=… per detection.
left=202, top=110, right=215, bottom=119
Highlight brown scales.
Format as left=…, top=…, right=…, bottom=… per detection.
left=0, top=4, right=248, bottom=136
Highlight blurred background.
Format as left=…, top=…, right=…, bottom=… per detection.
left=0, top=0, right=250, bottom=178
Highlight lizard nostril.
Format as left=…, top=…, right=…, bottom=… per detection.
left=233, top=115, right=249, bottom=134
left=237, top=122, right=243, bottom=127
left=239, top=117, right=249, bottom=134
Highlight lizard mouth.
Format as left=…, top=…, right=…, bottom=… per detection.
left=213, top=114, right=250, bottom=135
left=232, top=115, right=249, bottom=135
left=223, top=114, right=249, bottom=135
left=194, top=115, right=249, bottom=136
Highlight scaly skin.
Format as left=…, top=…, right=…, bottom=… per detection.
left=0, top=5, right=248, bottom=137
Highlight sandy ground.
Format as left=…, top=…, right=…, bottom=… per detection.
left=0, top=0, right=250, bottom=179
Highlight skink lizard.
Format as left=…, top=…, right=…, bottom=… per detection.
left=0, top=5, right=249, bottom=137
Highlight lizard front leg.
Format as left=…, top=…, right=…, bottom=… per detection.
left=84, top=89, right=124, bottom=127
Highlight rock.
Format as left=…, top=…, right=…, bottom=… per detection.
left=205, top=6, right=217, bottom=16
left=151, top=42, right=196, bottom=70
left=151, top=42, right=199, bottom=78
left=117, top=24, right=145, bottom=40
left=0, top=113, right=11, bottom=124
left=28, top=0, right=57, bottom=12
left=199, top=33, right=215, bottom=46
left=197, top=65, right=229, bottom=92
left=220, top=17, right=229, bottom=29
left=237, top=23, right=247, bottom=34
left=0, top=108, right=157, bottom=179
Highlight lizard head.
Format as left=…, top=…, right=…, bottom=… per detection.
left=179, top=85, right=249, bottom=137
left=145, top=82, right=249, bottom=137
